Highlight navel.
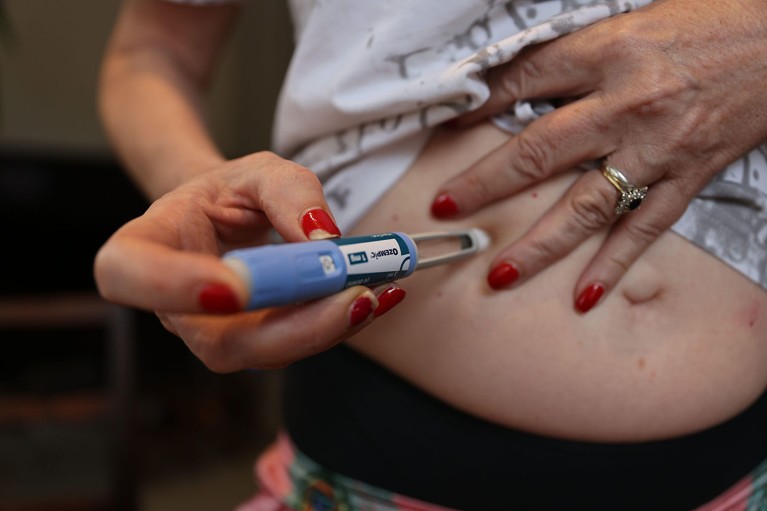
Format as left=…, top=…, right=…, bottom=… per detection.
left=620, top=273, right=664, bottom=306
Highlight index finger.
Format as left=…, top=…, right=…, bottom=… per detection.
left=431, top=97, right=613, bottom=218
left=212, top=152, right=343, bottom=242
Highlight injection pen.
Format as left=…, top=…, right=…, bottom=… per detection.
left=222, top=229, right=490, bottom=310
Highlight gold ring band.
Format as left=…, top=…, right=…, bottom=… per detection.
left=601, top=165, right=648, bottom=215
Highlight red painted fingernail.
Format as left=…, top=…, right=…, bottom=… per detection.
left=575, top=283, right=605, bottom=313
left=374, top=287, right=406, bottom=317
left=198, top=283, right=240, bottom=313
left=350, top=295, right=375, bottom=327
left=487, top=263, right=520, bottom=290
left=301, top=208, right=342, bottom=240
left=431, top=193, right=460, bottom=218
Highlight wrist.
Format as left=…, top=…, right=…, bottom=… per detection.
left=147, top=151, right=227, bottom=200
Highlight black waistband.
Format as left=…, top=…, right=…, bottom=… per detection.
left=282, top=344, right=767, bottom=511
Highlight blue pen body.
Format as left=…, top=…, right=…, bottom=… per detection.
left=223, top=232, right=417, bottom=310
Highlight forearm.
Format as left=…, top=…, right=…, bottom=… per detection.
left=98, top=0, right=239, bottom=201
left=99, top=49, right=224, bottom=200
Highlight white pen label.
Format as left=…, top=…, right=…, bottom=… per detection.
left=334, top=233, right=412, bottom=287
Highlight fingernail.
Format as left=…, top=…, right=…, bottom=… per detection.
left=487, top=262, right=519, bottom=290
left=199, top=283, right=240, bottom=313
left=374, top=287, right=406, bottom=317
left=301, top=208, right=342, bottom=240
left=575, top=283, right=605, bottom=313
left=350, top=294, right=376, bottom=327
left=431, top=193, right=460, bottom=218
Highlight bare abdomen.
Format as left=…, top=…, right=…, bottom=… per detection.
left=346, top=122, right=767, bottom=442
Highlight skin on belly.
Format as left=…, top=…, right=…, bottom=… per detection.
left=346, top=122, right=767, bottom=443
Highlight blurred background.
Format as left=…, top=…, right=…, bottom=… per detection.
left=0, top=1, right=294, bottom=509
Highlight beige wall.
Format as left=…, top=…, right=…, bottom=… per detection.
left=0, top=0, right=294, bottom=158
left=209, top=1, right=295, bottom=157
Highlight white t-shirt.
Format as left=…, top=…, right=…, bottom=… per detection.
left=274, top=0, right=654, bottom=230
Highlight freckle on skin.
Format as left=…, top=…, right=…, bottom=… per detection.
left=638, top=357, right=645, bottom=370
left=531, top=192, right=538, bottom=199
left=391, top=213, right=399, bottom=222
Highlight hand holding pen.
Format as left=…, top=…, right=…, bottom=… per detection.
left=93, top=152, right=407, bottom=371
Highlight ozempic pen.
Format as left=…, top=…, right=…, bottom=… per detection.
left=222, top=229, right=490, bottom=310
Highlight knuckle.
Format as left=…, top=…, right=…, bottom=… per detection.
left=495, top=68, right=524, bottom=102
left=502, top=57, right=543, bottom=99
left=605, top=253, right=631, bottom=274
left=602, top=17, right=656, bottom=61
left=285, top=162, right=323, bottom=190
left=297, top=166, right=324, bottom=189
left=526, top=234, right=566, bottom=264
left=625, top=77, right=691, bottom=120
left=249, top=150, right=280, bottom=164
left=606, top=49, right=699, bottom=123
left=602, top=20, right=701, bottom=114
left=240, top=150, right=279, bottom=171
left=567, top=188, right=615, bottom=233
left=247, top=151, right=322, bottom=187
left=513, top=133, right=553, bottom=181
left=624, top=219, right=665, bottom=245
left=583, top=106, right=612, bottom=137
left=524, top=187, right=615, bottom=265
